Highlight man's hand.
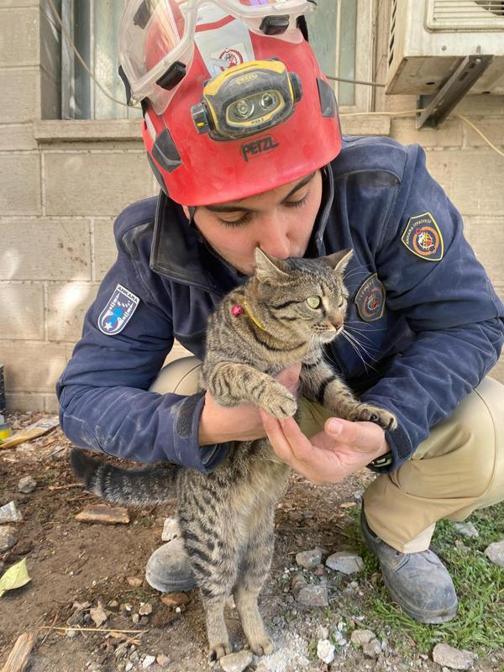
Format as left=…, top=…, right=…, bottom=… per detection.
left=260, top=412, right=390, bottom=484
left=199, top=364, right=301, bottom=445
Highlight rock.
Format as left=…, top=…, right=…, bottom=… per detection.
left=295, top=584, right=329, bottom=608
left=362, top=639, right=382, bottom=659
left=0, top=526, right=17, bottom=552
left=453, top=522, right=479, bottom=538
left=326, top=551, right=364, bottom=575
left=333, top=630, right=347, bottom=647
left=156, top=654, right=170, bottom=668
left=160, top=592, right=190, bottom=608
left=351, top=629, right=376, bottom=647
left=89, top=603, right=108, bottom=627
left=316, top=626, right=329, bottom=640
left=18, top=476, right=37, bottom=494
left=126, top=576, right=143, bottom=587
left=125, top=663, right=133, bottom=672
left=142, top=655, right=156, bottom=668
left=317, top=639, right=335, bottom=664
left=484, top=539, right=504, bottom=567
left=132, top=613, right=140, bottom=624
left=295, top=548, right=322, bottom=570
left=161, top=516, right=180, bottom=542
left=0, top=500, right=23, bottom=523
left=138, top=602, right=153, bottom=616
left=75, top=504, right=130, bottom=525
left=432, top=643, right=476, bottom=670
left=66, top=629, right=77, bottom=638
left=219, top=650, right=254, bottom=672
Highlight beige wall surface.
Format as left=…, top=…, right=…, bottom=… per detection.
left=0, top=1, right=503, bottom=412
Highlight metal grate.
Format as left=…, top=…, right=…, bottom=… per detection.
left=428, top=0, right=504, bottom=29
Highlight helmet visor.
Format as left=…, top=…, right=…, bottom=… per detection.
left=119, top=0, right=315, bottom=112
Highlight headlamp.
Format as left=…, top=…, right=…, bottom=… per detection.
left=191, top=60, right=302, bottom=140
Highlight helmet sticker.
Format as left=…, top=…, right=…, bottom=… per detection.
left=401, top=212, right=444, bottom=262
left=98, top=284, right=140, bottom=336
left=355, top=273, right=386, bottom=322
left=195, top=8, right=255, bottom=77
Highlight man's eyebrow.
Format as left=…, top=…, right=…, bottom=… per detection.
left=204, top=172, right=316, bottom=213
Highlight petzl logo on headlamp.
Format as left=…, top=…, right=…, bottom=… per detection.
left=191, top=59, right=302, bottom=141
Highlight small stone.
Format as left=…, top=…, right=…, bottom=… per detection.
left=125, top=663, right=133, bottom=672
left=453, top=522, right=479, bottom=538
left=295, top=548, right=323, bottom=570
left=296, top=584, right=329, bottom=608
left=156, top=654, right=170, bottom=668
left=0, top=500, right=23, bottom=523
left=484, top=539, right=504, bottom=567
left=89, top=603, right=108, bottom=627
left=66, top=629, right=77, bottom=639
left=142, top=655, right=156, bottom=668
left=17, top=476, right=37, bottom=494
left=138, top=602, right=153, bottom=616
left=432, top=643, right=476, bottom=670
left=326, top=551, right=364, bottom=575
left=333, top=630, right=347, bottom=646
left=351, top=629, right=376, bottom=647
left=161, top=516, right=180, bottom=542
left=0, top=526, right=17, bottom=552
left=132, top=613, right=140, bottom=624
left=363, top=639, right=382, bottom=659
left=126, top=576, right=143, bottom=587
left=107, top=600, right=119, bottom=609
left=316, top=626, right=329, bottom=640
left=317, top=639, right=335, bottom=664
left=160, top=592, right=190, bottom=608
left=219, top=650, right=254, bottom=672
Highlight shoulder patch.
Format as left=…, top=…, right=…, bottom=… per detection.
left=98, top=284, right=140, bottom=336
left=355, top=274, right=386, bottom=322
left=401, top=212, right=444, bottom=261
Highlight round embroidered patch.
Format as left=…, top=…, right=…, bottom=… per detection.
left=355, top=274, right=386, bottom=322
left=401, top=212, right=444, bottom=261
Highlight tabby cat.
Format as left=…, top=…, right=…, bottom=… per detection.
left=70, top=248, right=396, bottom=660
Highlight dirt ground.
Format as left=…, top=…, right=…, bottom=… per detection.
left=0, top=412, right=502, bottom=672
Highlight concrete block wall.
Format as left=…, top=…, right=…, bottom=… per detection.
left=0, top=0, right=503, bottom=411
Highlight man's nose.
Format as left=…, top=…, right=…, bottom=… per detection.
left=257, top=215, right=291, bottom=259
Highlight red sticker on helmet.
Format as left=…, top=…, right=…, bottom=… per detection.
left=401, top=212, right=444, bottom=262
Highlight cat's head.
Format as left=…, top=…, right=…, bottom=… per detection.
left=251, top=247, right=353, bottom=344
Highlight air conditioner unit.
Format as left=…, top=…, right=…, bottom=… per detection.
left=386, top=0, right=504, bottom=95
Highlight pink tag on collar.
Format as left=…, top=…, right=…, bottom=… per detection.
left=231, top=304, right=244, bottom=317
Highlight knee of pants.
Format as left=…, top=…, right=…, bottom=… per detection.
left=149, top=356, right=202, bottom=396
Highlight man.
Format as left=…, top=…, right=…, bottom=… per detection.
left=57, top=0, right=504, bottom=626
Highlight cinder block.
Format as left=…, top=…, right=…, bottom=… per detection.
left=456, top=96, right=504, bottom=116
left=44, top=151, right=155, bottom=216
left=0, top=153, right=41, bottom=214
left=44, top=393, right=59, bottom=413
left=47, top=281, right=99, bottom=342
left=0, top=282, right=44, bottom=339
left=0, top=340, right=73, bottom=393
left=0, top=7, right=39, bottom=66
left=93, top=219, right=118, bottom=281
left=340, top=115, right=391, bottom=136
left=6, top=392, right=46, bottom=412
left=391, top=118, right=462, bottom=148
left=462, top=117, right=504, bottom=149
left=0, top=69, right=39, bottom=123
left=464, top=217, right=504, bottom=288
left=425, top=151, right=504, bottom=215
left=0, top=124, right=36, bottom=150
left=0, top=219, right=91, bottom=281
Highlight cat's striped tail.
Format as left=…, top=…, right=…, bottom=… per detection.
left=70, top=448, right=178, bottom=506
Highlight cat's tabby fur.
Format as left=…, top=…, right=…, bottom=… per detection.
left=70, top=248, right=396, bottom=659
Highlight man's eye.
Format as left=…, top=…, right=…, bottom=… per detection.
left=285, top=194, right=308, bottom=209
left=306, top=296, right=322, bottom=309
left=219, top=212, right=253, bottom=227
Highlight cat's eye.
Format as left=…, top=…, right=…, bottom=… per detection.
left=306, top=296, right=322, bottom=309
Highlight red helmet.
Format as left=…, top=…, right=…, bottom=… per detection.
left=119, top=1, right=342, bottom=206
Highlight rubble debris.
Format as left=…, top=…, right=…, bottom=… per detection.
left=75, top=505, right=130, bottom=525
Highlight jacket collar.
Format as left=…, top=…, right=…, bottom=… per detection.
left=150, top=165, right=335, bottom=292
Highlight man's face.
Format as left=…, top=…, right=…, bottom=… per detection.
left=184, top=171, right=323, bottom=275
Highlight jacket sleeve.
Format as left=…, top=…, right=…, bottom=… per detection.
left=360, top=145, right=504, bottom=471
left=56, top=212, right=229, bottom=472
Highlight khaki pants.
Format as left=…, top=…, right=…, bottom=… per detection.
left=151, top=358, right=504, bottom=554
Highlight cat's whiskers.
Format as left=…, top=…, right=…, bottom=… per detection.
left=340, top=329, right=378, bottom=373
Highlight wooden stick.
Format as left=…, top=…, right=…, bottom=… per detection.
left=0, top=631, right=37, bottom=672
left=38, top=626, right=146, bottom=635
left=47, top=483, right=83, bottom=491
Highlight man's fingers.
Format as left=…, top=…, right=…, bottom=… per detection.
left=260, top=410, right=296, bottom=465
left=325, top=417, right=386, bottom=453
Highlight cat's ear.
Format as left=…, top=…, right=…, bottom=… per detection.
left=323, top=249, right=353, bottom=274
left=254, top=248, right=290, bottom=283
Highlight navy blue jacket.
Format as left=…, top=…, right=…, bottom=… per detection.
left=57, top=136, right=504, bottom=473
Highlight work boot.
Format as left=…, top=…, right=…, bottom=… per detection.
left=361, top=512, right=458, bottom=624
left=145, top=521, right=196, bottom=593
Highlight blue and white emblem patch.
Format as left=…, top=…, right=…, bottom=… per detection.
left=98, top=284, right=140, bottom=336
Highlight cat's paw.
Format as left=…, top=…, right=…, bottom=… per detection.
left=351, top=404, right=398, bottom=430
left=208, top=641, right=232, bottom=661
left=261, top=385, right=297, bottom=419
left=248, top=635, right=274, bottom=656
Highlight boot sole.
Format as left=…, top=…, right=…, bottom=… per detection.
left=145, top=571, right=196, bottom=593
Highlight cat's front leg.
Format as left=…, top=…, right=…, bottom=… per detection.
left=207, top=362, right=297, bottom=419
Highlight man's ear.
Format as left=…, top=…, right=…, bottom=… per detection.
left=182, top=205, right=191, bottom=221
left=323, top=248, right=353, bottom=274
left=254, top=248, right=290, bottom=283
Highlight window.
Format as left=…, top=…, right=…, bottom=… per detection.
left=59, top=0, right=373, bottom=120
